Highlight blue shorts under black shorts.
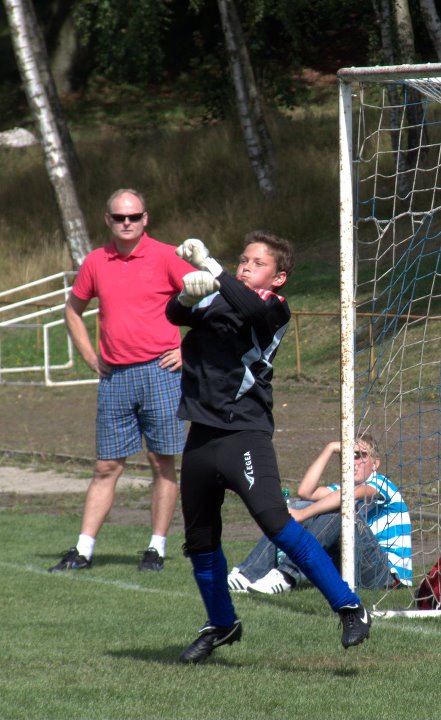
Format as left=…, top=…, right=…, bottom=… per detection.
left=96, top=359, right=185, bottom=459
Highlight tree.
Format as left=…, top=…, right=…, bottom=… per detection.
left=20, top=0, right=80, bottom=177
left=420, top=0, right=441, bottom=59
left=217, top=0, right=276, bottom=195
left=372, top=0, right=429, bottom=200
left=71, top=0, right=169, bottom=84
left=3, top=0, right=91, bottom=268
left=373, top=0, right=406, bottom=197
left=373, top=0, right=396, bottom=64
left=49, top=0, right=83, bottom=95
left=393, top=0, right=416, bottom=62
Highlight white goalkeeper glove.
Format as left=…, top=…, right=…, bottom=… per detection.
left=177, top=271, right=220, bottom=307
left=176, top=238, right=223, bottom=277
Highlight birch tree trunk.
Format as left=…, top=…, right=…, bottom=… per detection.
left=393, top=0, right=416, bottom=62
left=373, top=0, right=396, bottom=64
left=51, top=10, right=81, bottom=96
left=217, top=0, right=275, bottom=195
left=373, top=0, right=426, bottom=200
left=20, top=0, right=81, bottom=178
left=392, top=0, right=426, bottom=167
left=3, top=0, right=91, bottom=268
left=373, top=0, right=410, bottom=197
left=419, top=0, right=441, bottom=60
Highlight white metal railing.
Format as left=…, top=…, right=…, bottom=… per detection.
left=0, top=271, right=75, bottom=329
left=0, top=271, right=75, bottom=300
left=43, top=310, right=98, bottom=386
left=0, top=271, right=98, bottom=385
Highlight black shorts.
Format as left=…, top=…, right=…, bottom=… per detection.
left=180, top=423, right=291, bottom=553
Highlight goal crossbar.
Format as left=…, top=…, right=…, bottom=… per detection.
left=337, top=62, right=441, bottom=83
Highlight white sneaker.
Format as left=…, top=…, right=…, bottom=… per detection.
left=248, top=568, right=292, bottom=595
left=227, top=567, right=251, bottom=593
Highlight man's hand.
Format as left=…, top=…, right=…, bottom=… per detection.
left=176, top=238, right=223, bottom=277
left=158, top=348, right=182, bottom=371
left=87, top=354, right=111, bottom=377
left=177, top=271, right=220, bottom=307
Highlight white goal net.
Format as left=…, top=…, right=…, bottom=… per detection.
left=338, top=63, right=441, bottom=616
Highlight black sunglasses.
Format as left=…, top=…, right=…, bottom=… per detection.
left=354, top=450, right=369, bottom=460
left=110, top=213, right=144, bottom=223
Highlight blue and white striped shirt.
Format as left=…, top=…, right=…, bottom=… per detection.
left=363, top=473, right=412, bottom=586
left=328, top=475, right=412, bottom=586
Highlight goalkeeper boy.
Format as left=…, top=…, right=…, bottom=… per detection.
left=166, top=231, right=372, bottom=664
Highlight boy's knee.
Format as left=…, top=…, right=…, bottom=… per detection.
left=183, top=529, right=221, bottom=555
left=255, top=506, right=291, bottom=539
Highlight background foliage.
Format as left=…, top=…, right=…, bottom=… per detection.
left=2, top=0, right=439, bottom=122
left=2, top=1, right=441, bottom=382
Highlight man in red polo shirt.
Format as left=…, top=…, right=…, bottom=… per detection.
left=48, top=188, right=192, bottom=573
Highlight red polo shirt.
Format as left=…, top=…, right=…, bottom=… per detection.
left=72, top=233, right=191, bottom=365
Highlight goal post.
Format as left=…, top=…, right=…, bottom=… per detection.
left=338, top=63, right=441, bottom=617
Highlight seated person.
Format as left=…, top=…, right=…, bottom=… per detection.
left=228, top=434, right=412, bottom=594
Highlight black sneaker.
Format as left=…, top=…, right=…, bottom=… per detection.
left=339, top=604, right=371, bottom=649
left=180, top=618, right=242, bottom=664
left=138, top=547, right=164, bottom=571
left=48, top=547, right=91, bottom=573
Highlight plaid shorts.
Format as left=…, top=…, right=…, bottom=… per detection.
left=96, top=359, right=185, bottom=459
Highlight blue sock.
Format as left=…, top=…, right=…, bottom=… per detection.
left=189, top=546, right=236, bottom=627
left=272, top=519, right=360, bottom=611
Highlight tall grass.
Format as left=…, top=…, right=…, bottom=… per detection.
left=0, top=104, right=340, bottom=292
left=0, top=99, right=344, bottom=383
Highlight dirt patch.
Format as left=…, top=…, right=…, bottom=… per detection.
left=0, top=381, right=341, bottom=483
left=0, top=380, right=341, bottom=540
left=0, top=465, right=149, bottom=494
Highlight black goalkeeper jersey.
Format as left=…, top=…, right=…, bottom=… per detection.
left=166, top=271, right=291, bottom=434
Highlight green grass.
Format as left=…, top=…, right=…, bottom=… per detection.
left=1, top=501, right=441, bottom=720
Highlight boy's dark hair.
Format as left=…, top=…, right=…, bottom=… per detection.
left=243, top=230, right=295, bottom=277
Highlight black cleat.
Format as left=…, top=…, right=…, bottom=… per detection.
left=339, top=604, right=371, bottom=648
left=48, top=547, right=91, bottom=573
left=180, top=618, right=242, bottom=664
left=138, top=547, right=164, bottom=571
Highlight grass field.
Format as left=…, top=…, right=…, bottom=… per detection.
left=1, top=487, right=441, bottom=720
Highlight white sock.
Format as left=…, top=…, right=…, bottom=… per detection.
left=76, top=534, right=96, bottom=561
left=148, top=534, right=166, bottom=558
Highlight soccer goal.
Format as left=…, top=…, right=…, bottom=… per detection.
left=338, top=63, right=441, bottom=617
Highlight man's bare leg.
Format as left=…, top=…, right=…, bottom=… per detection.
left=80, top=458, right=126, bottom=537
left=48, top=458, right=125, bottom=572
left=138, top=451, right=178, bottom=570
left=148, top=451, right=179, bottom=536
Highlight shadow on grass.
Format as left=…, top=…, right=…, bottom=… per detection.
left=36, top=552, right=144, bottom=568
left=243, top=585, right=326, bottom=615
left=106, top=646, right=244, bottom=668
left=105, top=647, right=361, bottom=675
